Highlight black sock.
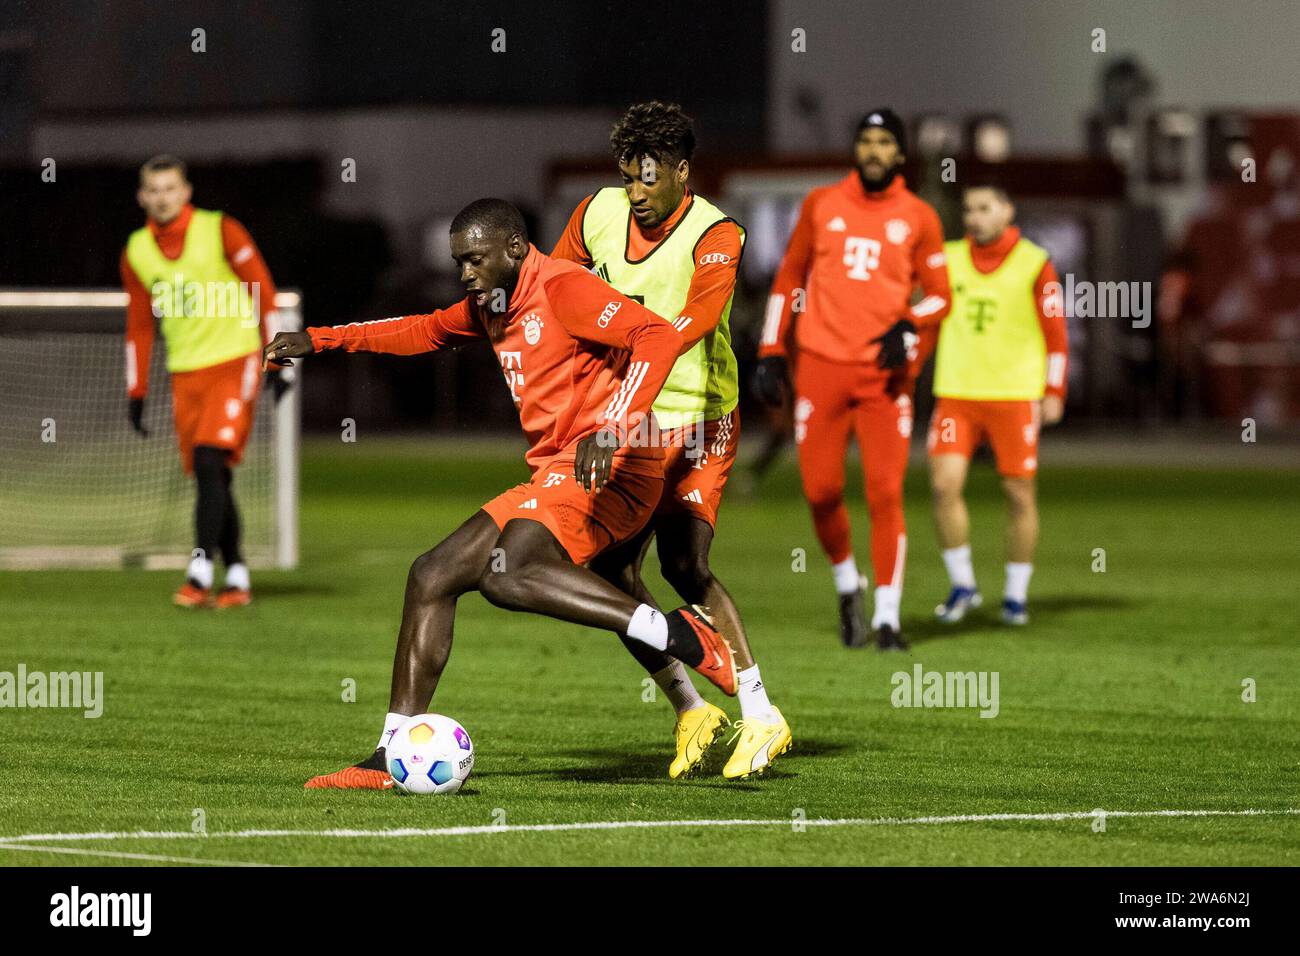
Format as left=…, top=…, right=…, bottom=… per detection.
left=193, top=446, right=228, bottom=575
left=219, top=466, right=243, bottom=568
left=665, top=610, right=705, bottom=667
left=358, top=749, right=387, bottom=771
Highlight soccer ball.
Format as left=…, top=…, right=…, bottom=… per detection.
left=385, top=713, right=474, bottom=795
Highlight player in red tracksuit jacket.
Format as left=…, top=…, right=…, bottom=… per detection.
left=264, top=199, right=737, bottom=789
left=754, top=109, right=951, bottom=650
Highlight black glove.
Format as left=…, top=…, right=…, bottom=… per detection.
left=752, top=355, right=790, bottom=407
left=870, top=319, right=918, bottom=370
left=128, top=397, right=149, bottom=436
left=265, top=366, right=294, bottom=404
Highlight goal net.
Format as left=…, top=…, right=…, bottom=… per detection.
left=0, top=290, right=300, bottom=570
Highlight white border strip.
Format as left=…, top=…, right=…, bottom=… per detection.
left=3, top=808, right=1295, bottom=844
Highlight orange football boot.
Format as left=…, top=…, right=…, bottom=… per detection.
left=215, top=587, right=252, bottom=609
left=671, top=605, right=738, bottom=697
left=304, top=765, right=394, bottom=790
left=174, top=581, right=211, bottom=608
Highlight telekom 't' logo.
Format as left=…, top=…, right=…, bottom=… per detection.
left=843, top=236, right=881, bottom=280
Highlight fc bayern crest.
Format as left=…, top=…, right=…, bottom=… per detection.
left=885, top=218, right=911, bottom=245
left=523, top=313, right=544, bottom=345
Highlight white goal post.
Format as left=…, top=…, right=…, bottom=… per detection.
left=0, top=289, right=300, bottom=571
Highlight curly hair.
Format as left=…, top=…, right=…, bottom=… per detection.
left=609, top=101, right=696, bottom=168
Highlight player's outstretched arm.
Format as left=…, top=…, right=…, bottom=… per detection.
left=301, top=301, right=485, bottom=360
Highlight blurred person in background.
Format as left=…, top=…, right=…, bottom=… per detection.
left=121, top=155, right=291, bottom=608
left=753, top=109, right=950, bottom=651
left=926, top=184, right=1068, bottom=626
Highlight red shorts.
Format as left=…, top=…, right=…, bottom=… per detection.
left=654, top=410, right=739, bottom=527
left=927, top=397, right=1040, bottom=477
left=481, top=451, right=665, bottom=564
left=171, top=352, right=261, bottom=474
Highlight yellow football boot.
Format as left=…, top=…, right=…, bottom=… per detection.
left=722, top=707, right=792, bottom=779
left=668, top=702, right=729, bottom=779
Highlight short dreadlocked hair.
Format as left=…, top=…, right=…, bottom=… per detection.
left=610, top=101, right=696, bottom=168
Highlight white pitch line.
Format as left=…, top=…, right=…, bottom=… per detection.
left=0, top=842, right=276, bottom=866
left=1, top=808, right=1296, bottom=845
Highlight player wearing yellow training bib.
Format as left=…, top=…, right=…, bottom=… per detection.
left=924, top=183, right=1068, bottom=626
left=551, top=102, right=789, bottom=780
left=121, top=155, right=289, bottom=609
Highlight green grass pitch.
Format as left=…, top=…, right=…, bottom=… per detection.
left=1, top=437, right=1297, bottom=866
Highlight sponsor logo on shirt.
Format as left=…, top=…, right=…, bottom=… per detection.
left=827, top=216, right=847, bottom=232
left=843, top=236, right=881, bottom=280
left=597, top=300, right=622, bottom=328
left=698, top=252, right=732, bottom=265
left=499, top=351, right=524, bottom=404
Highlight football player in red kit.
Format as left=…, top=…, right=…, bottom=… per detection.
left=265, top=199, right=737, bottom=789
left=754, top=109, right=951, bottom=650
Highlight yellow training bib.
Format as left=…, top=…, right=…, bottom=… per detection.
left=125, top=208, right=261, bottom=373
left=934, top=236, right=1049, bottom=401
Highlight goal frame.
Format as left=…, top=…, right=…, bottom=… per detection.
left=0, top=288, right=301, bottom=570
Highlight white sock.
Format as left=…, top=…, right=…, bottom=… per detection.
left=1005, top=562, right=1033, bottom=604
left=872, top=584, right=901, bottom=629
left=737, top=665, right=778, bottom=723
left=942, top=545, right=976, bottom=589
left=187, top=554, right=214, bottom=588
left=626, top=603, right=668, bottom=651
left=376, top=711, right=408, bottom=752
left=652, top=662, right=705, bottom=715
left=831, top=556, right=861, bottom=595
left=225, top=562, right=250, bottom=591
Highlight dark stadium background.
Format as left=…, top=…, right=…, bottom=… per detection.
left=2, top=0, right=1297, bottom=440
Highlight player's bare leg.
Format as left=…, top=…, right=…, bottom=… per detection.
left=591, top=525, right=730, bottom=778
left=307, top=511, right=738, bottom=790
left=655, top=516, right=752, bottom=667
left=479, top=518, right=737, bottom=695
left=589, top=523, right=671, bottom=672
left=931, top=452, right=982, bottom=622
left=1000, top=476, right=1037, bottom=624
left=931, top=453, right=971, bottom=550
left=306, top=510, right=501, bottom=789
left=389, top=511, right=504, bottom=714
left=654, top=515, right=789, bottom=779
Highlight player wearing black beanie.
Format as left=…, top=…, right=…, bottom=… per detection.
left=855, top=108, right=907, bottom=191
